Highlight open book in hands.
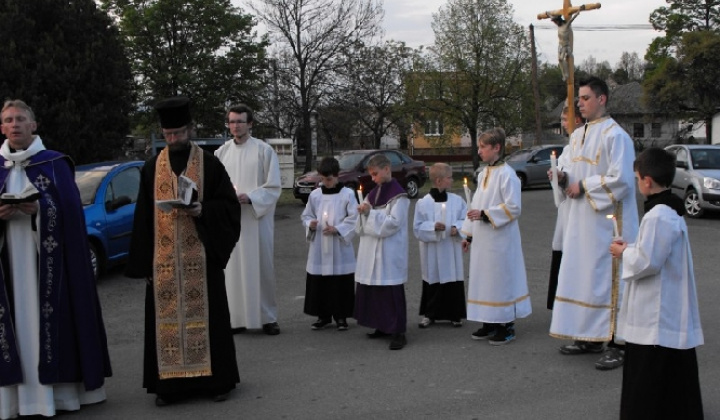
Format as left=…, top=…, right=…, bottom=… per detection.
left=0, top=183, right=41, bottom=204
left=156, top=175, right=197, bottom=212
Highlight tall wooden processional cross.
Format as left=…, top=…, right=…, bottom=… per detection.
left=538, top=1, right=601, bottom=134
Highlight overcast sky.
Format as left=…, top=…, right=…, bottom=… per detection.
left=382, top=0, right=667, bottom=67
left=238, top=0, right=667, bottom=67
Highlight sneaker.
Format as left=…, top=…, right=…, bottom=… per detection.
left=418, top=317, right=434, bottom=329
left=595, top=347, right=625, bottom=371
left=559, top=340, right=605, bottom=355
left=311, top=318, right=332, bottom=330
left=471, top=323, right=497, bottom=340
left=488, top=325, right=515, bottom=346
left=336, top=319, right=349, bottom=331
left=451, top=320, right=463, bottom=328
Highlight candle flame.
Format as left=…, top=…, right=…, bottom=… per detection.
left=359, top=185, right=362, bottom=192
left=551, top=150, right=556, bottom=157
left=464, top=177, right=468, bottom=185
left=606, top=214, right=613, bottom=220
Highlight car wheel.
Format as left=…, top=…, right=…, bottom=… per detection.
left=89, top=241, right=102, bottom=281
left=405, top=178, right=419, bottom=198
left=684, top=189, right=704, bottom=218
left=517, top=173, right=527, bottom=190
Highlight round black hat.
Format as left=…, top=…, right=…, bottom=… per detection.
left=155, top=96, right=192, bottom=129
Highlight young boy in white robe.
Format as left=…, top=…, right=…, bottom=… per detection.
left=461, top=127, right=531, bottom=345
left=354, top=154, right=410, bottom=350
left=609, top=147, right=703, bottom=419
left=301, top=157, right=359, bottom=331
left=413, top=163, right=467, bottom=328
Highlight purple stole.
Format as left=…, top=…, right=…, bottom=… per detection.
left=367, top=178, right=407, bottom=207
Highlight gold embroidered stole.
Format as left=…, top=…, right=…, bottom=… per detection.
left=153, top=144, right=211, bottom=379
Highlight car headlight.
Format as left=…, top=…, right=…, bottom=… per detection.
left=703, top=177, right=720, bottom=190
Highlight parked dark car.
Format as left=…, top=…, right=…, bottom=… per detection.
left=502, top=144, right=565, bottom=189
left=665, top=144, right=720, bottom=218
left=75, top=160, right=144, bottom=279
left=293, top=150, right=427, bottom=203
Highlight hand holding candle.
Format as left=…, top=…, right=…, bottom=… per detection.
left=322, top=211, right=329, bottom=230
left=550, top=150, right=562, bottom=207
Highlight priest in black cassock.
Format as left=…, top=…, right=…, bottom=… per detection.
left=125, top=97, right=241, bottom=406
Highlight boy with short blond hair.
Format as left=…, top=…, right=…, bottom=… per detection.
left=413, top=163, right=467, bottom=328
left=461, top=128, right=531, bottom=345
left=610, top=147, right=703, bottom=418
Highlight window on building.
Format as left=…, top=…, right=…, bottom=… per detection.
left=633, top=123, right=645, bottom=138
left=651, top=123, right=661, bottom=138
left=424, top=120, right=444, bottom=136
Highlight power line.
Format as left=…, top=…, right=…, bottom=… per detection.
left=534, top=24, right=655, bottom=31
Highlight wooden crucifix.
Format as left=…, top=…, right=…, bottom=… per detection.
left=538, top=1, right=601, bottom=134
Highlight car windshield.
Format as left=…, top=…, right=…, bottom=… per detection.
left=75, top=170, right=108, bottom=205
left=690, top=148, right=720, bottom=170
left=506, top=149, right=533, bottom=162
left=338, top=152, right=368, bottom=170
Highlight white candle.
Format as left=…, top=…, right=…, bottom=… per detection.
left=440, top=203, right=447, bottom=239
left=323, top=211, right=329, bottom=229
left=357, top=185, right=364, bottom=204
left=550, top=151, right=562, bottom=207
left=463, top=177, right=472, bottom=209
left=606, top=214, right=619, bottom=238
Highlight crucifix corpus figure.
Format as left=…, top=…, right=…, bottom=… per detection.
left=548, top=11, right=579, bottom=81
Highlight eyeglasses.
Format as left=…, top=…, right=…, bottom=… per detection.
left=227, top=120, right=247, bottom=125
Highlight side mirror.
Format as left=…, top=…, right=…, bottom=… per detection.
left=676, top=161, right=688, bottom=169
left=106, top=196, right=132, bottom=211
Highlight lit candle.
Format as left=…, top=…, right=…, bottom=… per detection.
left=323, top=211, right=328, bottom=229
left=550, top=150, right=562, bottom=207
left=606, top=214, right=620, bottom=238
left=463, top=177, right=472, bottom=208
left=357, top=185, right=364, bottom=204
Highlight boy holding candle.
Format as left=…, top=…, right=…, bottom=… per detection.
left=301, top=157, right=359, bottom=330
left=461, top=128, right=531, bottom=345
left=609, top=147, right=703, bottom=418
left=354, top=154, right=411, bottom=350
left=413, top=163, right=467, bottom=328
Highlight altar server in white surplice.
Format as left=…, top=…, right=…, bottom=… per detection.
left=550, top=76, right=639, bottom=371
left=301, top=157, right=358, bottom=331
left=413, top=163, right=467, bottom=329
left=461, top=128, right=531, bottom=346
left=214, top=104, right=282, bottom=336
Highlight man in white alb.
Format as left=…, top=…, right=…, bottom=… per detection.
left=215, top=104, right=282, bottom=335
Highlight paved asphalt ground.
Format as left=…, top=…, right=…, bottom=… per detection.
left=82, top=187, right=718, bottom=419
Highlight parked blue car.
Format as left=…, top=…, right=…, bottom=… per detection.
left=75, top=160, right=144, bottom=279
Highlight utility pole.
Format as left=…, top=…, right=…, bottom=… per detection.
left=529, top=24, right=542, bottom=146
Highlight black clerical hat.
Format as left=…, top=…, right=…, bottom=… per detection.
left=155, top=96, right=192, bottom=129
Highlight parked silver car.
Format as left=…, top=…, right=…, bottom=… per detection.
left=504, top=144, right=565, bottom=189
left=665, top=144, right=720, bottom=218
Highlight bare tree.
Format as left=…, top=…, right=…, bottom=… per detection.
left=250, top=0, right=383, bottom=173
left=423, top=0, right=531, bottom=169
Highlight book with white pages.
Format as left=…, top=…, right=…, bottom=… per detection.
left=155, top=175, right=197, bottom=212
left=0, top=183, right=41, bottom=204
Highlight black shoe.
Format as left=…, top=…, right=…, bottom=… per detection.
left=311, top=318, right=332, bottom=330
left=366, top=329, right=390, bottom=338
left=336, top=319, right=349, bottom=331
left=389, top=333, right=407, bottom=350
left=262, top=322, right=280, bottom=335
left=488, top=324, right=516, bottom=346
left=231, top=327, right=247, bottom=335
left=471, top=323, right=497, bottom=340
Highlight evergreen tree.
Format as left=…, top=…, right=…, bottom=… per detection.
left=0, top=0, right=133, bottom=164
